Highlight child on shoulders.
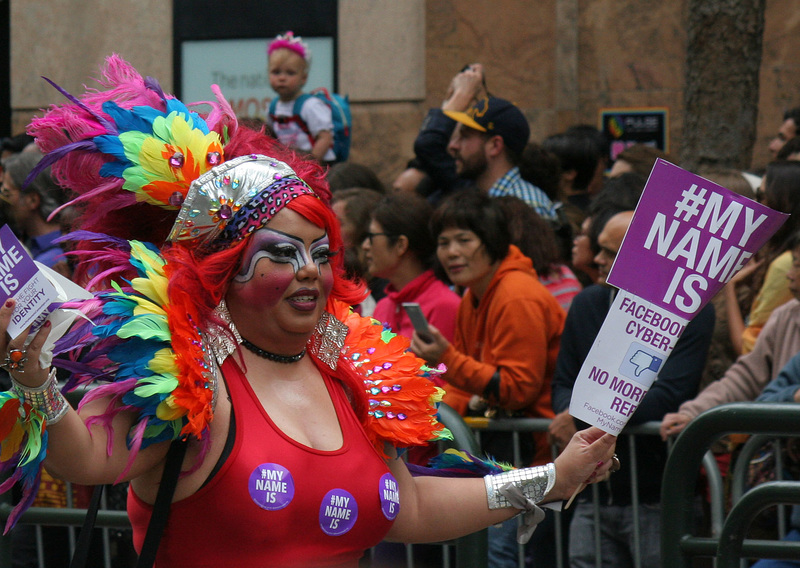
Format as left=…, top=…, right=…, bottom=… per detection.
left=267, top=31, right=335, bottom=163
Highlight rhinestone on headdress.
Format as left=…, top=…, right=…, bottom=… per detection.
left=169, top=152, right=185, bottom=168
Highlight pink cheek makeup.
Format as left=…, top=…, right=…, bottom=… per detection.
left=234, top=263, right=296, bottom=308
left=321, top=268, right=334, bottom=298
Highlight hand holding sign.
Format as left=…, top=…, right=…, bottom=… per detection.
left=569, top=161, right=788, bottom=435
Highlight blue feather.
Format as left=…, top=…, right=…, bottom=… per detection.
left=92, top=321, right=124, bottom=338
left=94, top=134, right=130, bottom=163
left=101, top=101, right=156, bottom=136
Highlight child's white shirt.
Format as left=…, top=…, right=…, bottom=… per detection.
left=269, top=96, right=335, bottom=161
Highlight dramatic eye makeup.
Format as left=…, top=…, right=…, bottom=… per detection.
left=235, top=228, right=331, bottom=283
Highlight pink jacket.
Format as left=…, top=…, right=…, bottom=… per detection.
left=372, top=269, right=461, bottom=342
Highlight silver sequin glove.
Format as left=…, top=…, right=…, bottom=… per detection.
left=484, top=463, right=557, bottom=544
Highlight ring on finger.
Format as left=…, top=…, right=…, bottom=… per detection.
left=610, top=454, right=621, bottom=473
left=4, top=348, right=27, bottom=372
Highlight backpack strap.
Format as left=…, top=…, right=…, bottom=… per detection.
left=268, top=95, right=315, bottom=149
left=267, top=97, right=278, bottom=119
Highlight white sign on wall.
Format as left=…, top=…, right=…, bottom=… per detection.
left=181, top=37, right=334, bottom=119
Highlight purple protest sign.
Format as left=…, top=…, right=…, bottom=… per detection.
left=607, top=160, right=788, bottom=319
left=570, top=161, right=788, bottom=435
left=0, top=225, right=60, bottom=338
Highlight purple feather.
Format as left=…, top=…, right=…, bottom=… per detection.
left=1, top=468, right=36, bottom=534
left=0, top=467, right=22, bottom=495
left=56, top=230, right=130, bottom=250
left=405, top=463, right=485, bottom=478
left=23, top=140, right=97, bottom=189
left=144, top=76, right=167, bottom=102
left=42, top=77, right=117, bottom=134
left=117, top=419, right=148, bottom=483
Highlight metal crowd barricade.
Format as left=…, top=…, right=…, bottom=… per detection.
left=0, top=485, right=130, bottom=568
left=462, top=416, right=702, bottom=568
left=662, top=402, right=800, bottom=568
left=392, top=403, right=489, bottom=568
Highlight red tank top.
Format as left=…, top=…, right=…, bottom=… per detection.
left=128, top=358, right=398, bottom=567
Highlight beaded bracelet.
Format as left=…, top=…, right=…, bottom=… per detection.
left=12, top=368, right=70, bottom=425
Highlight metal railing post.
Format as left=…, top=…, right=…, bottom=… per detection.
left=716, top=481, right=800, bottom=567
left=661, top=402, right=800, bottom=568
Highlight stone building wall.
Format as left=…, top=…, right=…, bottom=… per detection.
left=8, top=1, right=800, bottom=186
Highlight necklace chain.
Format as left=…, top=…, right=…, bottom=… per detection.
left=240, top=337, right=306, bottom=364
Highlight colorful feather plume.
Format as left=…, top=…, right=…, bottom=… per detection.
left=52, top=240, right=212, bottom=481
left=328, top=301, right=453, bottom=455
left=0, top=392, right=48, bottom=533
left=406, top=448, right=515, bottom=478
left=93, top=99, right=224, bottom=208
left=29, top=81, right=223, bottom=212
left=26, top=54, right=234, bottom=262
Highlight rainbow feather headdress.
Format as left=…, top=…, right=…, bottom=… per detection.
left=0, top=55, right=453, bottom=531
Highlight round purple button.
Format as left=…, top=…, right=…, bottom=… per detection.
left=319, top=489, right=358, bottom=536
left=379, top=473, right=400, bottom=520
left=248, top=463, right=295, bottom=511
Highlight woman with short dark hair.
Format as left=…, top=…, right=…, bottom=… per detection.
left=414, top=189, right=567, bottom=566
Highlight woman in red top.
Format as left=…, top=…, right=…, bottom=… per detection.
left=0, top=56, right=616, bottom=567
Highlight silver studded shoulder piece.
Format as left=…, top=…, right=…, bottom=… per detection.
left=207, top=299, right=242, bottom=366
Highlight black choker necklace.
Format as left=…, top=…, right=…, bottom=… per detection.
left=240, top=337, right=306, bottom=364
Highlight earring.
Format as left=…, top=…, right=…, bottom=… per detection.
left=308, top=311, right=348, bottom=370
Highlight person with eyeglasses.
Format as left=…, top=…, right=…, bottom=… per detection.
left=363, top=192, right=460, bottom=347
left=331, top=188, right=386, bottom=316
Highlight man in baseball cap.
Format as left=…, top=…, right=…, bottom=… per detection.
left=444, top=96, right=530, bottom=156
left=445, top=94, right=556, bottom=220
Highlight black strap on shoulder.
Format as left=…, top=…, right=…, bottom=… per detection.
left=69, top=482, right=105, bottom=568
left=68, top=438, right=187, bottom=568
left=136, top=439, right=188, bottom=568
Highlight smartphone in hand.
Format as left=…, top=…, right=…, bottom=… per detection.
left=402, top=302, right=434, bottom=343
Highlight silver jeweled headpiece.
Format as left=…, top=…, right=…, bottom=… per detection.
left=167, top=154, right=316, bottom=246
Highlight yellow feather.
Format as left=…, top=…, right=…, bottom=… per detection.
left=138, top=136, right=175, bottom=181
left=149, top=349, right=179, bottom=374
left=156, top=398, right=184, bottom=421
left=130, top=281, right=169, bottom=313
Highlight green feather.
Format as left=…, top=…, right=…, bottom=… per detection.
left=134, top=376, right=178, bottom=398
left=117, top=315, right=170, bottom=341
